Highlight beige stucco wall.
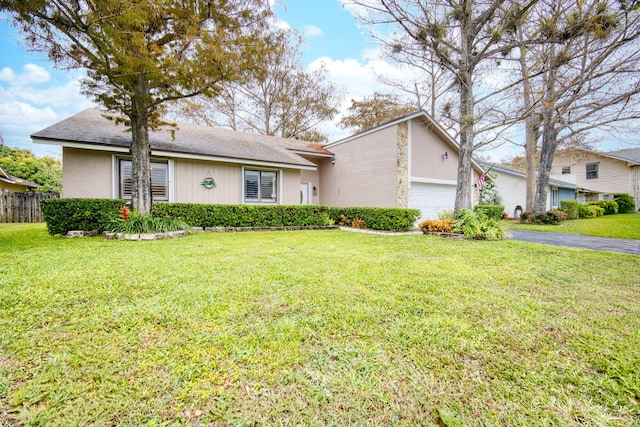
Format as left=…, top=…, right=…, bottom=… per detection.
left=320, top=125, right=399, bottom=207
left=62, top=148, right=113, bottom=198
left=410, top=120, right=459, bottom=181
left=299, top=156, right=321, bottom=204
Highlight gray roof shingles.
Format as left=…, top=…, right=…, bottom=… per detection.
left=31, top=109, right=318, bottom=168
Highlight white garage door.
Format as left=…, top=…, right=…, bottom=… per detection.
left=409, top=182, right=456, bottom=222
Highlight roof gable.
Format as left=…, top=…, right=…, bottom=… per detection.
left=31, top=109, right=318, bottom=169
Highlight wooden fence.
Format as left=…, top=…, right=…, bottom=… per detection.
left=0, top=192, right=60, bottom=223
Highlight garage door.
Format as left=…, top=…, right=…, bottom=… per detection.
left=409, top=182, right=456, bottom=222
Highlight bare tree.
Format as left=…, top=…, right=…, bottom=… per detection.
left=177, top=30, right=341, bottom=141
left=347, top=0, right=537, bottom=211
left=514, top=0, right=640, bottom=212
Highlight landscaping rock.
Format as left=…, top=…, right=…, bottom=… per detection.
left=139, top=233, right=156, bottom=240
left=124, top=233, right=140, bottom=240
left=192, top=227, right=204, bottom=232
left=67, top=230, right=84, bottom=237
left=103, top=232, right=116, bottom=240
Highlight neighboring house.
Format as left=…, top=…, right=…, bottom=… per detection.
left=0, top=166, right=41, bottom=193
left=482, top=163, right=578, bottom=218
left=551, top=148, right=640, bottom=211
left=321, top=111, right=485, bottom=221
left=32, top=109, right=482, bottom=221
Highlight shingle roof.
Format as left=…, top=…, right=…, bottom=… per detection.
left=0, top=166, right=41, bottom=188
left=481, top=162, right=579, bottom=189
left=603, top=148, right=640, bottom=165
left=31, top=109, right=318, bottom=169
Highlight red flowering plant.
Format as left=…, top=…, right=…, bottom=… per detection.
left=120, top=206, right=129, bottom=220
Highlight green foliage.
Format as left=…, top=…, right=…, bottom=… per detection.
left=579, top=204, right=604, bottom=218
left=40, top=198, right=126, bottom=235
left=327, top=206, right=420, bottom=231
left=506, top=213, right=640, bottom=239
left=153, top=203, right=335, bottom=228
left=478, top=174, right=500, bottom=205
left=453, top=209, right=509, bottom=240
left=560, top=200, right=580, bottom=219
left=588, top=200, right=618, bottom=215
left=153, top=203, right=419, bottom=232
left=437, top=209, right=454, bottom=220
left=0, top=145, right=62, bottom=192
left=473, top=204, right=505, bottom=220
left=338, top=92, right=416, bottom=132
left=614, top=194, right=636, bottom=213
left=531, top=209, right=568, bottom=225
left=109, top=210, right=190, bottom=234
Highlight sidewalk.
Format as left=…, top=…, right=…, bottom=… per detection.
left=509, top=229, right=640, bottom=255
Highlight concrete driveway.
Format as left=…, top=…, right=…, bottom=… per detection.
left=509, top=229, right=640, bottom=255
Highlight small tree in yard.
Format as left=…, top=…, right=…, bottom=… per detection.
left=0, top=0, right=271, bottom=214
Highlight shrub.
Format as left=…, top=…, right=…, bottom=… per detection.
left=473, top=204, right=505, bottom=221
left=520, top=211, right=534, bottom=223
left=109, top=210, right=191, bottom=234
left=437, top=209, right=454, bottom=220
left=453, top=209, right=509, bottom=240
left=579, top=204, right=604, bottom=218
left=614, top=194, right=636, bottom=213
left=327, top=207, right=420, bottom=232
left=560, top=200, right=580, bottom=220
left=153, top=203, right=420, bottom=232
left=588, top=200, right=618, bottom=215
left=418, top=219, right=453, bottom=233
left=531, top=209, right=567, bottom=225
left=40, top=198, right=126, bottom=235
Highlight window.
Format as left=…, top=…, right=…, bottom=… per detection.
left=586, top=162, right=599, bottom=180
left=244, top=169, right=277, bottom=203
left=561, top=166, right=571, bottom=175
left=119, top=159, right=169, bottom=201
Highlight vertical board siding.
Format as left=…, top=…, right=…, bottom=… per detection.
left=0, top=192, right=60, bottom=223
left=410, top=120, right=457, bottom=181
left=173, top=159, right=241, bottom=204
left=63, top=148, right=113, bottom=198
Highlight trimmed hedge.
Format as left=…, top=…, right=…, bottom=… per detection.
left=614, top=194, right=636, bottom=213
left=579, top=204, right=604, bottom=218
left=326, top=206, right=420, bottom=232
left=587, top=200, right=618, bottom=215
left=41, top=198, right=126, bottom=236
left=153, top=203, right=421, bottom=232
left=560, top=200, right=580, bottom=220
left=152, top=203, right=331, bottom=227
left=473, top=204, right=505, bottom=220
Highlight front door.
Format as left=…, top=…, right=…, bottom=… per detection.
left=300, top=182, right=311, bottom=205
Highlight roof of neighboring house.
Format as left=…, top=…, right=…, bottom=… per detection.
left=481, top=163, right=579, bottom=189
left=326, top=110, right=486, bottom=175
left=0, top=166, right=41, bottom=189
left=31, top=109, right=318, bottom=170
left=601, top=148, right=640, bottom=165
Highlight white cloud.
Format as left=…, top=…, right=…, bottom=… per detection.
left=0, top=67, right=16, bottom=82
left=303, top=25, right=324, bottom=37
left=21, top=64, right=51, bottom=85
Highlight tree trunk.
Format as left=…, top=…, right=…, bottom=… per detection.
left=129, top=79, right=152, bottom=215
left=534, top=117, right=557, bottom=213
left=454, top=72, right=474, bottom=211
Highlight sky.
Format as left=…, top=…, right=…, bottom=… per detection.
left=0, top=0, right=584, bottom=162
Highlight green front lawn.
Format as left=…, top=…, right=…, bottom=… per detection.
left=506, top=213, right=640, bottom=239
left=1, top=223, right=639, bottom=425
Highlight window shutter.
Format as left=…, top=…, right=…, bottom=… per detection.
left=260, top=171, right=276, bottom=202
left=245, top=170, right=260, bottom=200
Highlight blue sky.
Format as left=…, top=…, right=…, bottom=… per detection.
left=0, top=1, right=525, bottom=160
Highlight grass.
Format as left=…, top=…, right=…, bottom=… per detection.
left=1, top=223, right=639, bottom=426
left=506, top=213, right=640, bottom=240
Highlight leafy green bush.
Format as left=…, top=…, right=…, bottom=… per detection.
left=588, top=200, right=618, bottom=215
left=453, top=209, right=509, bottom=240
left=531, top=209, right=567, bottom=225
left=327, top=207, right=420, bottom=232
left=560, top=200, right=580, bottom=220
left=473, top=204, right=505, bottom=220
left=40, top=198, right=126, bottom=235
left=579, top=204, right=604, bottom=218
left=614, top=194, right=636, bottom=213
left=152, top=203, right=420, bottom=232
left=520, top=211, right=534, bottom=223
